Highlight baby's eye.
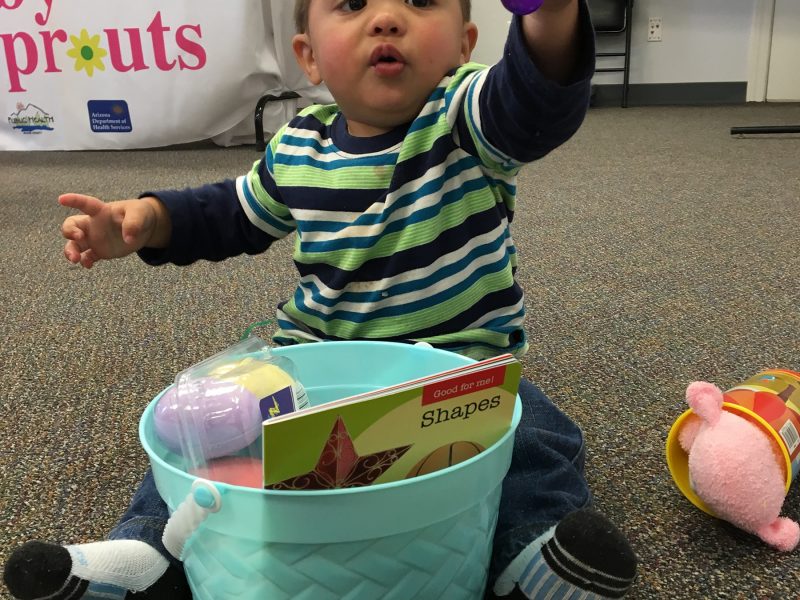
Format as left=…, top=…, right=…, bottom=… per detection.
left=406, top=0, right=433, bottom=7
left=341, top=0, right=367, bottom=11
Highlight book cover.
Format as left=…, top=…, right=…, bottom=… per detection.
left=262, top=355, right=521, bottom=490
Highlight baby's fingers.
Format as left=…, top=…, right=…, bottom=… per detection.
left=80, top=249, right=99, bottom=269
left=61, top=215, right=88, bottom=241
left=118, top=203, right=151, bottom=246
left=63, top=239, right=84, bottom=264
left=59, top=193, right=105, bottom=217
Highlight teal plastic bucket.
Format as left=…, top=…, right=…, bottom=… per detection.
left=140, top=341, right=522, bottom=600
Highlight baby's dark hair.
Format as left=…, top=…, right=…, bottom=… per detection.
left=294, top=0, right=472, bottom=33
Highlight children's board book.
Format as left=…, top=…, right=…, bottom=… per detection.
left=262, top=354, right=521, bottom=490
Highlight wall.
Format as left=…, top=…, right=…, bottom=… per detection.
left=470, top=0, right=758, bottom=86
left=766, top=0, right=800, bottom=100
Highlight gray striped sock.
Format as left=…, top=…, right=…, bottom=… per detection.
left=492, top=509, right=637, bottom=599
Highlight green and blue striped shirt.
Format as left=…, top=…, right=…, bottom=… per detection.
left=143, top=14, right=595, bottom=359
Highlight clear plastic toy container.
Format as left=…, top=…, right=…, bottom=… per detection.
left=152, top=336, right=308, bottom=483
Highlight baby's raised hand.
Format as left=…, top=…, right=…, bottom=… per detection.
left=59, top=193, right=161, bottom=269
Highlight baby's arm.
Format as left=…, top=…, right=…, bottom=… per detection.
left=60, top=193, right=171, bottom=269
left=520, top=0, right=581, bottom=83
left=453, top=0, right=594, bottom=167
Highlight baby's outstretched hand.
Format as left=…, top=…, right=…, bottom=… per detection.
left=59, top=193, right=162, bottom=269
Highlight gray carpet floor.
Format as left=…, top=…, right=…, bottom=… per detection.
left=1, top=103, right=799, bottom=599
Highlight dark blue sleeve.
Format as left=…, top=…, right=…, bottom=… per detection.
left=458, top=0, right=596, bottom=164
left=137, top=179, right=276, bottom=266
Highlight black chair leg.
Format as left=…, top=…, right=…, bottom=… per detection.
left=255, top=92, right=301, bottom=152
left=622, top=0, right=633, bottom=108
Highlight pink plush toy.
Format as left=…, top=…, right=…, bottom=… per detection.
left=674, top=381, right=799, bottom=551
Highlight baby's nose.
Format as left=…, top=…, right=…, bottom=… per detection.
left=370, top=12, right=405, bottom=35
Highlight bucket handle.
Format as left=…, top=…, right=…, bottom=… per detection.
left=162, top=479, right=222, bottom=561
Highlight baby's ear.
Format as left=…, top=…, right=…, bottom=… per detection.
left=292, top=33, right=322, bottom=85
left=460, top=21, right=478, bottom=64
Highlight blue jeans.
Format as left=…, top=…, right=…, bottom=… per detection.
left=488, top=378, right=591, bottom=582
left=112, top=378, right=590, bottom=583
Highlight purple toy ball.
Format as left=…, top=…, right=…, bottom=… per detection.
left=501, top=0, right=544, bottom=14
left=154, top=377, right=262, bottom=461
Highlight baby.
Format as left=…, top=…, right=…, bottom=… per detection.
left=4, top=1, right=636, bottom=599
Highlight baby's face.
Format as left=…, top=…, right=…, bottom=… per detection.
left=293, top=0, right=477, bottom=136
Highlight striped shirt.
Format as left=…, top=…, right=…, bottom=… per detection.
left=142, top=13, right=594, bottom=360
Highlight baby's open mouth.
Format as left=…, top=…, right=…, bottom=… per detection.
left=370, top=44, right=406, bottom=67
left=370, top=45, right=406, bottom=77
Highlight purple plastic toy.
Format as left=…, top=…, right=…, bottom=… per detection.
left=501, top=0, right=544, bottom=14
left=154, top=377, right=262, bottom=460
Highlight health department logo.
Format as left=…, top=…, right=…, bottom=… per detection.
left=8, top=102, right=55, bottom=134
left=88, top=100, right=132, bottom=133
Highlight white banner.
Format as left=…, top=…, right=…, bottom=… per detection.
left=0, top=0, right=331, bottom=150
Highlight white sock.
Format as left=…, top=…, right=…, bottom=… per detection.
left=67, top=540, right=169, bottom=592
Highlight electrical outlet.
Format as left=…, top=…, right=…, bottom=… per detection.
left=648, top=17, right=663, bottom=42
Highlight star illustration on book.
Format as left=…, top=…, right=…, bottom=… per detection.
left=266, top=415, right=412, bottom=490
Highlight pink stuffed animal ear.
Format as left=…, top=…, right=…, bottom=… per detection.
left=677, top=414, right=702, bottom=453
left=677, top=381, right=722, bottom=452
left=685, top=381, right=724, bottom=426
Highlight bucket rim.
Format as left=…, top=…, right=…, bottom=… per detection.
left=140, top=340, right=522, bottom=499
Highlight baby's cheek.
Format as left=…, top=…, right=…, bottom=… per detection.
left=318, top=36, right=351, bottom=67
